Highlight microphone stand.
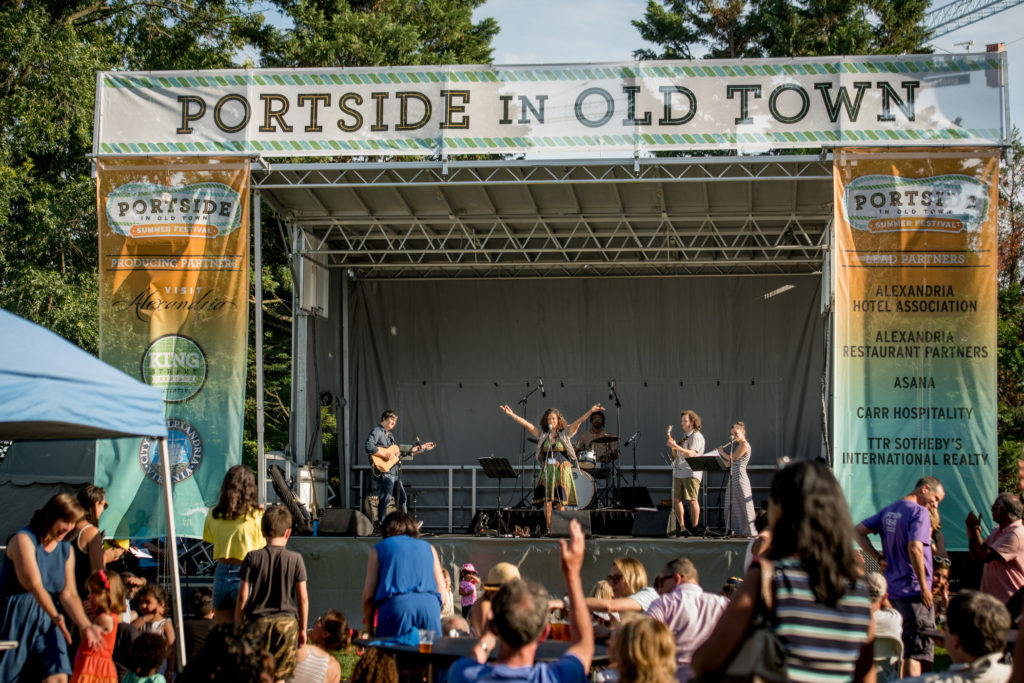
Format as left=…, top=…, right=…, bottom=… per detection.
left=609, top=380, right=623, bottom=505
left=512, top=381, right=541, bottom=509
left=622, top=431, right=641, bottom=488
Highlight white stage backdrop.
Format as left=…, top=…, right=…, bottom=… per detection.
left=334, top=276, right=824, bottom=528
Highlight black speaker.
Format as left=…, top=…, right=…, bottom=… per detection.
left=318, top=508, right=374, bottom=537
left=550, top=510, right=592, bottom=537
left=619, top=486, right=653, bottom=509
left=631, top=510, right=677, bottom=538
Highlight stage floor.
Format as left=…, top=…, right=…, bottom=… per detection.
left=290, top=534, right=752, bottom=628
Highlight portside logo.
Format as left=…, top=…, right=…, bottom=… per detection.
left=105, top=182, right=242, bottom=239
left=141, top=335, right=208, bottom=403
left=843, top=174, right=988, bottom=234
left=139, top=418, right=203, bottom=484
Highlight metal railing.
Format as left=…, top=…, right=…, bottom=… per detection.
left=350, top=463, right=776, bottom=533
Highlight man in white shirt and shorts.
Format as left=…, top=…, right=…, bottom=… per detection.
left=667, top=410, right=705, bottom=536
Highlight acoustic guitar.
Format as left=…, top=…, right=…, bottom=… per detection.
left=370, top=441, right=436, bottom=474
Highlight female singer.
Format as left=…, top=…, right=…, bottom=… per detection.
left=709, top=422, right=756, bottom=536
left=499, top=403, right=602, bottom=530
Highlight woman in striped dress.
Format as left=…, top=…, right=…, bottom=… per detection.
left=692, top=461, right=874, bottom=682
left=720, top=421, right=756, bottom=536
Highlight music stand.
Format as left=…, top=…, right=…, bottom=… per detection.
left=478, top=457, right=518, bottom=536
left=687, top=455, right=730, bottom=538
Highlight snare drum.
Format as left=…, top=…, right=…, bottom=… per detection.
left=568, top=470, right=595, bottom=509
left=578, top=450, right=597, bottom=470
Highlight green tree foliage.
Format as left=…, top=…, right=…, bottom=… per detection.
left=262, top=0, right=498, bottom=67
left=633, top=0, right=932, bottom=60
left=998, top=132, right=1024, bottom=491
left=0, top=0, right=497, bottom=473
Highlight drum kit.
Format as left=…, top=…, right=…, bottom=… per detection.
left=528, top=433, right=621, bottom=509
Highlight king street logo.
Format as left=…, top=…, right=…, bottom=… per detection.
left=141, top=335, right=208, bottom=402
left=139, top=418, right=203, bottom=484
left=843, top=174, right=989, bottom=234
left=105, top=182, right=242, bottom=239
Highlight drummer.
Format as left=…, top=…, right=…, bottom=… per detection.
left=574, top=411, right=618, bottom=467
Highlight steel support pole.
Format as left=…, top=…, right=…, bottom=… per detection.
left=254, top=191, right=266, bottom=505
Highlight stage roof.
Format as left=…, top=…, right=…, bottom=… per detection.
left=252, top=155, right=833, bottom=279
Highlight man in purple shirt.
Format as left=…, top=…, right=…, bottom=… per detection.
left=645, top=558, right=729, bottom=683
left=855, top=476, right=945, bottom=678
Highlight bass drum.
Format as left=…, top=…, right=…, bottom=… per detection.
left=568, top=470, right=595, bottom=510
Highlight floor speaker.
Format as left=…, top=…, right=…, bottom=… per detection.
left=631, top=509, right=677, bottom=538
left=319, top=508, right=374, bottom=537
left=362, top=495, right=397, bottom=525
left=550, top=510, right=592, bottom=537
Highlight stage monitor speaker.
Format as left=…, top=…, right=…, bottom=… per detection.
left=318, top=508, right=374, bottom=537
left=550, top=510, right=592, bottom=537
left=631, top=510, right=678, bottom=538
left=620, top=486, right=653, bottom=509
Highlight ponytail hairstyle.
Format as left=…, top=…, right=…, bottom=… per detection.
left=85, top=569, right=127, bottom=615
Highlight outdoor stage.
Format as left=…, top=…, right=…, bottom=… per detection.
left=289, top=534, right=751, bottom=626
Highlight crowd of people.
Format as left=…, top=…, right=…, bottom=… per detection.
left=3, top=459, right=1024, bottom=682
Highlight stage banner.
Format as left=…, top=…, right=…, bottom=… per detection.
left=95, top=157, right=250, bottom=538
left=93, top=53, right=1006, bottom=158
left=833, top=147, right=998, bottom=551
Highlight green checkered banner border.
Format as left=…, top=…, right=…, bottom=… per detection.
left=94, top=54, right=1008, bottom=157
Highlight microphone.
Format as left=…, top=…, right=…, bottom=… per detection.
left=608, top=379, right=615, bottom=401
left=538, top=377, right=546, bottom=397
left=622, top=431, right=640, bottom=448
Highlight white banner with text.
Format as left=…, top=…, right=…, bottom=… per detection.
left=94, top=54, right=1007, bottom=157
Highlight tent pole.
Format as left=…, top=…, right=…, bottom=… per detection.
left=255, top=190, right=266, bottom=505
left=158, top=436, right=187, bottom=670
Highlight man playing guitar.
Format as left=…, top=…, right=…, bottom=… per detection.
left=365, top=410, right=435, bottom=531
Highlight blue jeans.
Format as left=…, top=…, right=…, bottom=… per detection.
left=375, top=469, right=407, bottom=523
left=212, top=562, right=242, bottom=610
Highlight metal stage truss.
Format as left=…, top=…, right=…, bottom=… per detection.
left=252, top=155, right=833, bottom=280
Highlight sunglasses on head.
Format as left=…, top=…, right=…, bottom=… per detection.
left=934, top=556, right=951, bottom=568
left=607, top=574, right=623, bottom=584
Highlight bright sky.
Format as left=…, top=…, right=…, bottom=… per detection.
left=474, top=0, right=1024, bottom=132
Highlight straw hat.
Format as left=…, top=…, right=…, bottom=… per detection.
left=483, top=562, right=521, bottom=589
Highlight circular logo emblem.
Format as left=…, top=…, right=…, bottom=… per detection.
left=141, top=335, right=207, bottom=402
left=139, top=418, right=203, bottom=484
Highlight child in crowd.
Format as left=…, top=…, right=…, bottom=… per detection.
left=350, top=647, right=397, bottom=683
left=123, top=633, right=168, bottom=683
left=130, top=583, right=175, bottom=675
left=440, top=568, right=455, bottom=618
left=72, top=570, right=126, bottom=683
left=933, top=555, right=952, bottom=625
left=183, top=586, right=215, bottom=661
left=204, top=464, right=265, bottom=624
left=237, top=504, right=309, bottom=683
left=458, top=563, right=480, bottom=619
left=609, top=614, right=677, bottom=683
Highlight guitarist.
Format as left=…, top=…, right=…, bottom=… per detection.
left=365, top=410, right=434, bottom=531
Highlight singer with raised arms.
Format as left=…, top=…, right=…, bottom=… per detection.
left=498, top=401, right=603, bottom=531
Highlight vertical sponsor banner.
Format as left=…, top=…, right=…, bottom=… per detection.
left=833, top=147, right=997, bottom=550
left=95, top=157, right=249, bottom=538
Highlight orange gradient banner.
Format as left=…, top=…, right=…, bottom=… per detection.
left=833, top=147, right=998, bottom=551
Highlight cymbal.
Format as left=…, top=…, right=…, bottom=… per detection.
left=590, top=434, right=619, bottom=444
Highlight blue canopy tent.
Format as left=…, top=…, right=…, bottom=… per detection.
left=0, top=308, right=187, bottom=666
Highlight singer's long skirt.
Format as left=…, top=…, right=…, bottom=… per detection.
left=539, top=460, right=577, bottom=507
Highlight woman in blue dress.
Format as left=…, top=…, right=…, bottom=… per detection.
left=361, top=512, right=444, bottom=638
left=0, top=493, right=103, bottom=682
